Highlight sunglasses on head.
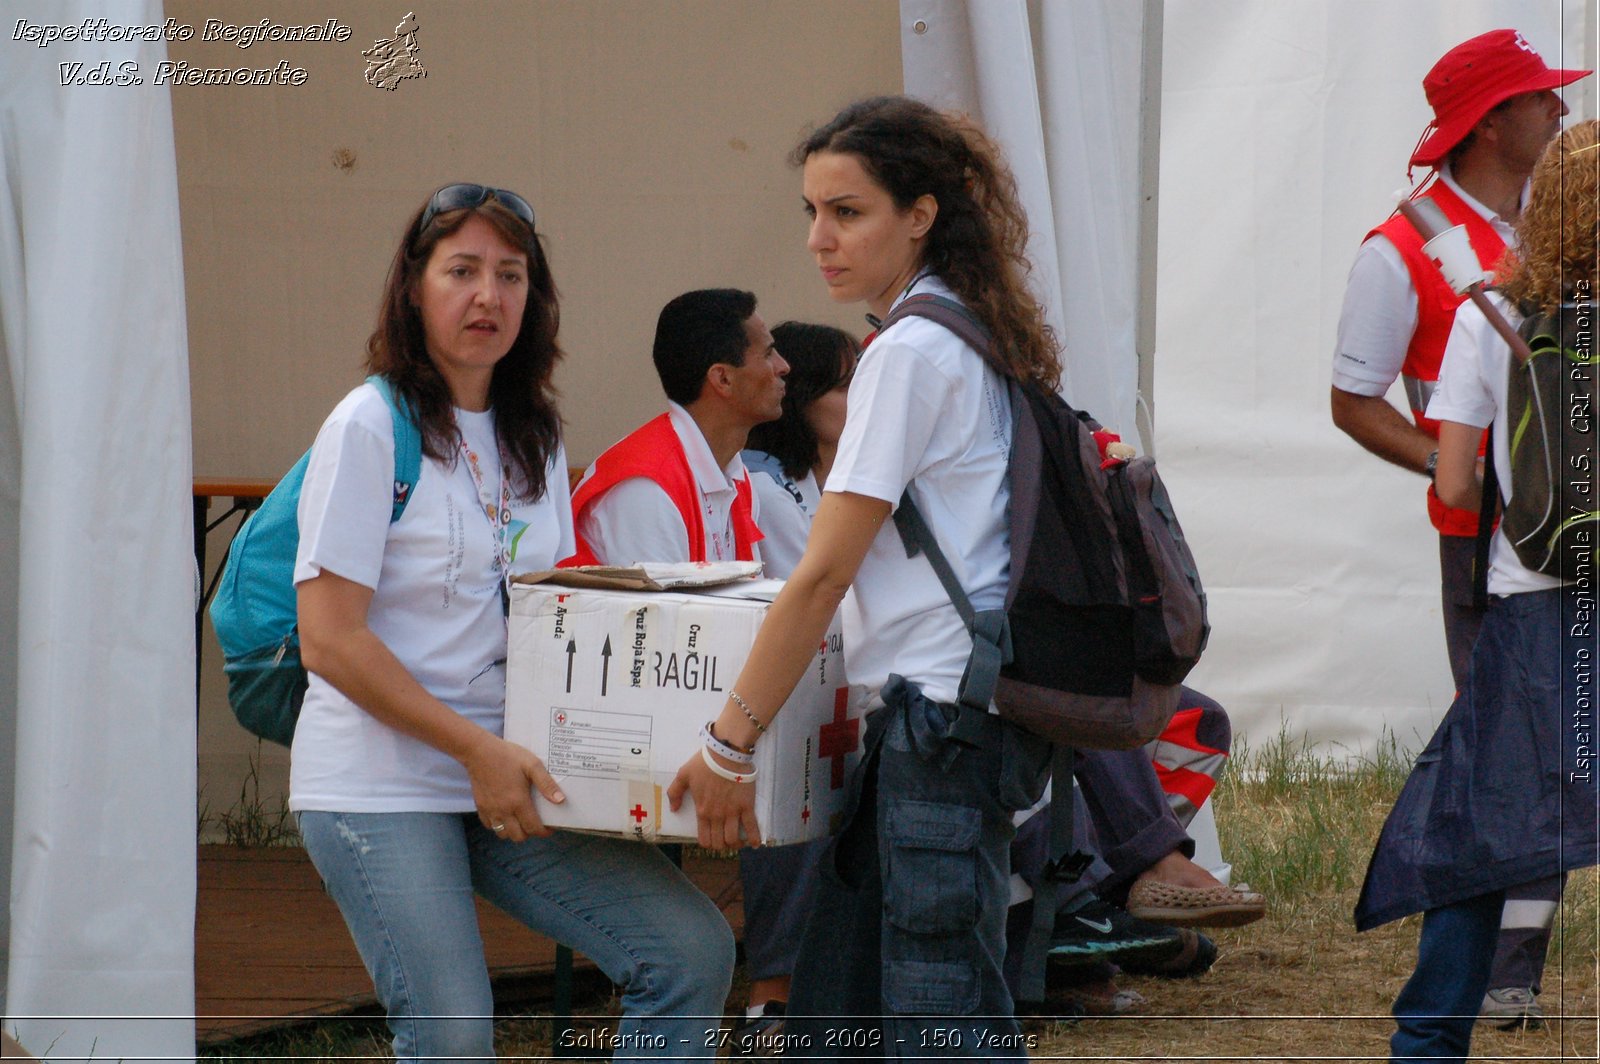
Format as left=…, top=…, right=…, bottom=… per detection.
left=419, top=183, right=536, bottom=232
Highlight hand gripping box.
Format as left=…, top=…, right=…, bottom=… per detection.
left=505, top=574, right=864, bottom=845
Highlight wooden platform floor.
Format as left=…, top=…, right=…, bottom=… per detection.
left=196, top=844, right=744, bottom=1046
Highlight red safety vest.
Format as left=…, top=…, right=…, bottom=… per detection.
left=563, top=413, right=763, bottom=566
left=1368, top=180, right=1505, bottom=536
left=1150, top=706, right=1229, bottom=823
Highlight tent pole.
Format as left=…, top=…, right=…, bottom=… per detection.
left=1587, top=0, right=1597, bottom=118
left=1134, top=0, right=1164, bottom=456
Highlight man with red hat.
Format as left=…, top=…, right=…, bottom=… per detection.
left=1330, top=27, right=1589, bottom=1033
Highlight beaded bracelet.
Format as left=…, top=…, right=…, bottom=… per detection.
left=701, top=744, right=758, bottom=784
left=730, top=691, right=767, bottom=733
left=700, top=720, right=755, bottom=765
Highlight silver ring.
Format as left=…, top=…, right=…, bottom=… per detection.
left=491, top=822, right=507, bottom=832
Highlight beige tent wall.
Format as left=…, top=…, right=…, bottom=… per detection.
left=176, top=0, right=901, bottom=833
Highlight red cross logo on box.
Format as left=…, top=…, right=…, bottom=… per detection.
left=818, top=687, right=859, bottom=789
left=629, top=803, right=649, bottom=824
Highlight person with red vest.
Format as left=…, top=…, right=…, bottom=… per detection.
left=1330, top=28, right=1589, bottom=1032
left=565, top=288, right=787, bottom=568
left=564, top=288, right=795, bottom=1042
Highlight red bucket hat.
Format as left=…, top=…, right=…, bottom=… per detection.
left=1410, top=29, right=1590, bottom=168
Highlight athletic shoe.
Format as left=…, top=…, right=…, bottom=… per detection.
left=1118, top=927, right=1218, bottom=978
left=1046, top=897, right=1185, bottom=969
left=1480, top=986, right=1545, bottom=1030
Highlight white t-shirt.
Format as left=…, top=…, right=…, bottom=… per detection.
left=289, top=382, right=575, bottom=812
left=746, top=457, right=818, bottom=579
left=1332, top=168, right=1519, bottom=397
left=825, top=275, right=1012, bottom=704
left=1426, top=295, right=1563, bottom=596
left=577, top=401, right=762, bottom=565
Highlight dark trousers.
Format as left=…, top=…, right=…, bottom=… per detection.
left=739, top=838, right=828, bottom=983
left=787, top=677, right=1049, bottom=1059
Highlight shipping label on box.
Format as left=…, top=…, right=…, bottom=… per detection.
left=505, top=580, right=863, bottom=845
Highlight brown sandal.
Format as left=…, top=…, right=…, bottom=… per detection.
left=1126, top=878, right=1266, bottom=928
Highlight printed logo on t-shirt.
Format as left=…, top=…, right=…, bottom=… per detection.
left=507, top=518, right=529, bottom=564
left=443, top=492, right=465, bottom=609
left=984, top=376, right=1011, bottom=453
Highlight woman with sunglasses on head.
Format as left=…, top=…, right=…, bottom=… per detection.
left=668, top=98, right=1061, bottom=1056
left=292, top=184, right=733, bottom=1063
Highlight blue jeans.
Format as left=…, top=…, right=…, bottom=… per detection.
left=1390, top=891, right=1504, bottom=1061
left=299, top=811, right=734, bottom=1063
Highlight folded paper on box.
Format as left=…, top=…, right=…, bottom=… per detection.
left=505, top=578, right=864, bottom=845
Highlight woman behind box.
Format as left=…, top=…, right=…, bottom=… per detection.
left=742, top=321, right=860, bottom=580
left=291, top=183, right=733, bottom=1063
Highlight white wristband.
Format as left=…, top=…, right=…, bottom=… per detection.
left=701, top=743, right=758, bottom=784
left=700, top=720, right=755, bottom=765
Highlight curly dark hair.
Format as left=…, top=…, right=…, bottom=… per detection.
left=366, top=188, right=563, bottom=501
left=746, top=321, right=860, bottom=480
left=792, top=95, right=1061, bottom=390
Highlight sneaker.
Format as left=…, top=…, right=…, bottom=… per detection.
left=732, top=1000, right=788, bottom=1057
left=1046, top=897, right=1186, bottom=970
left=1118, top=927, right=1218, bottom=978
left=1480, top=986, right=1545, bottom=1030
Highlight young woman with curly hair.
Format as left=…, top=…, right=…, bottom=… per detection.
left=669, top=96, right=1065, bottom=1057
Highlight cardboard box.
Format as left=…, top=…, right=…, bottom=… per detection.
left=505, top=576, right=864, bottom=845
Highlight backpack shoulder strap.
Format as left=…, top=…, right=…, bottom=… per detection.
left=366, top=374, right=423, bottom=522
left=883, top=292, right=1016, bottom=715
left=878, top=293, right=996, bottom=367
left=891, top=492, right=1011, bottom=716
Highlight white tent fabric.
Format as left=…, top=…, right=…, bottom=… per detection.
left=899, top=1, right=1238, bottom=880
left=0, top=2, right=197, bottom=1060
left=904, top=0, right=1591, bottom=757
left=900, top=0, right=1146, bottom=440
left=1158, top=0, right=1590, bottom=756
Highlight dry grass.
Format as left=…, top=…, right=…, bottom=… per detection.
left=1032, top=886, right=1598, bottom=1061
left=1030, top=730, right=1600, bottom=1061
left=201, top=731, right=1599, bottom=1061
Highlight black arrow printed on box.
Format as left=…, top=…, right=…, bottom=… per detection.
left=565, top=639, right=576, bottom=693
left=601, top=636, right=612, bottom=696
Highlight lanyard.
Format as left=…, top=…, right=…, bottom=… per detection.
left=866, top=268, right=934, bottom=331
left=457, top=431, right=512, bottom=588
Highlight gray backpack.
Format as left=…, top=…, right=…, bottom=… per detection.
left=882, top=294, right=1210, bottom=750
left=1481, top=296, right=1597, bottom=581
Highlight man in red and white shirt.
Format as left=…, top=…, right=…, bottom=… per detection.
left=566, top=288, right=787, bottom=567
left=1330, top=28, right=1588, bottom=1028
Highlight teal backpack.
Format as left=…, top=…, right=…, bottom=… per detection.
left=209, top=376, right=423, bottom=746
